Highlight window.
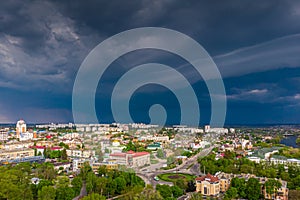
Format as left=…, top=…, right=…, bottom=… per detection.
left=204, top=187, right=207, bottom=194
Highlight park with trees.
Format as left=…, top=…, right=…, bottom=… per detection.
left=0, top=160, right=149, bottom=200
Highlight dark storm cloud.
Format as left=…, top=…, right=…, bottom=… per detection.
left=0, top=0, right=300, bottom=123
left=52, top=0, right=300, bottom=54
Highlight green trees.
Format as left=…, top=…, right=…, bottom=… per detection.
left=114, top=177, right=127, bottom=192
left=171, top=185, right=184, bottom=198
left=38, top=186, right=56, bottom=200
left=35, top=162, right=56, bottom=180
left=156, top=185, right=173, bottom=199
left=81, top=163, right=145, bottom=198
left=226, top=177, right=261, bottom=200
left=224, top=187, right=238, bottom=200
left=231, top=178, right=246, bottom=198
left=61, top=149, right=68, bottom=160
left=134, top=185, right=163, bottom=200
left=156, top=184, right=183, bottom=199
left=59, top=142, right=70, bottom=149
left=265, top=179, right=282, bottom=198
left=198, top=153, right=300, bottom=190
left=71, top=177, right=83, bottom=196
left=80, top=162, right=93, bottom=181
left=124, top=141, right=136, bottom=151
left=157, top=149, right=165, bottom=159
left=190, top=192, right=203, bottom=200
left=0, top=165, right=33, bottom=200
left=55, top=176, right=76, bottom=200
left=246, top=178, right=261, bottom=200
left=81, top=193, right=106, bottom=200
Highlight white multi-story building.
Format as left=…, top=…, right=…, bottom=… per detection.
left=72, top=158, right=94, bottom=172
left=19, top=132, right=34, bottom=141
left=60, top=133, right=80, bottom=140
left=139, top=135, right=169, bottom=142
left=66, top=149, right=96, bottom=159
left=16, top=119, right=27, bottom=138
left=204, top=125, right=228, bottom=134
left=173, top=125, right=204, bottom=133
left=0, top=131, right=8, bottom=141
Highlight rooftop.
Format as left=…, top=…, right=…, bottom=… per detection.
left=195, top=173, right=219, bottom=183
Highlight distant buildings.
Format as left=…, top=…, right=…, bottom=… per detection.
left=139, top=135, right=169, bottom=142
left=36, top=123, right=74, bottom=129
left=204, top=125, right=228, bottom=134
left=247, top=147, right=300, bottom=166
left=173, top=125, right=203, bottom=133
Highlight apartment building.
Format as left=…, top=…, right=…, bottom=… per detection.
left=215, top=172, right=288, bottom=200
left=0, top=148, right=35, bottom=161
left=66, top=149, right=96, bottom=158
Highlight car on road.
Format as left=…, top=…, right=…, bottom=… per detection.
left=153, top=176, right=159, bottom=181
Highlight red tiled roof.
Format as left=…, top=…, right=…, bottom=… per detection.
left=132, top=152, right=149, bottom=157
left=110, top=151, right=149, bottom=158
left=195, top=173, right=219, bottom=183
left=30, top=146, right=46, bottom=149
left=51, top=146, right=61, bottom=150
left=110, top=153, right=126, bottom=157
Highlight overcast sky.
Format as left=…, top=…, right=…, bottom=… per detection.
left=1, top=0, right=300, bottom=125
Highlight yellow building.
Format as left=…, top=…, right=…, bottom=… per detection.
left=0, top=148, right=34, bottom=161
left=219, top=176, right=230, bottom=193
left=195, top=174, right=220, bottom=197
left=260, top=178, right=289, bottom=200
left=92, top=159, right=118, bottom=172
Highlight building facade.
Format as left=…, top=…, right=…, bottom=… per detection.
left=16, top=119, right=27, bottom=138
left=109, top=150, right=150, bottom=168
left=0, top=148, right=35, bottom=161
left=195, top=174, right=220, bottom=197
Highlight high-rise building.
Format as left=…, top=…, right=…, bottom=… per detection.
left=16, top=119, right=27, bottom=138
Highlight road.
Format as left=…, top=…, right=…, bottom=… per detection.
left=136, top=145, right=214, bottom=186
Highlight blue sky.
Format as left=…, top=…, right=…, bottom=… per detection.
left=0, top=0, right=300, bottom=125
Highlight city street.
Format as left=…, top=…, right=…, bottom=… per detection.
left=136, top=145, right=215, bottom=186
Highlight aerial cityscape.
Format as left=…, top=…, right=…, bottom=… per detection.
left=1, top=1, right=300, bottom=200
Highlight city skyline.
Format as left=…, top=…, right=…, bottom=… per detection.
left=1, top=1, right=300, bottom=125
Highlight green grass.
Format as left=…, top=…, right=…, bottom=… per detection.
left=157, top=173, right=196, bottom=183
